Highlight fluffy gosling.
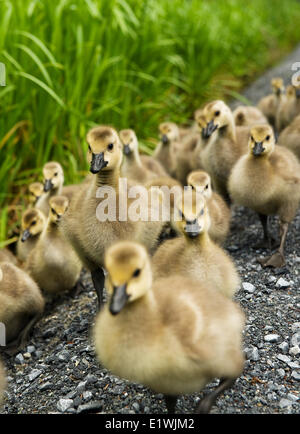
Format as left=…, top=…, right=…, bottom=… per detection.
left=17, top=208, right=46, bottom=263
left=152, top=191, right=240, bottom=299
left=61, top=125, right=165, bottom=308
left=233, top=105, right=268, bottom=127
left=187, top=170, right=231, bottom=245
left=28, top=182, right=44, bottom=206
left=119, top=129, right=157, bottom=184
left=93, top=241, right=245, bottom=413
left=257, top=77, right=285, bottom=127
left=26, top=196, right=81, bottom=295
left=153, top=122, right=180, bottom=175
left=0, top=261, right=44, bottom=353
left=228, top=124, right=300, bottom=268
left=200, top=100, right=250, bottom=203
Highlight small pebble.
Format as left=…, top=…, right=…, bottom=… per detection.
left=57, top=398, right=74, bottom=413
left=242, top=282, right=256, bottom=293
left=28, top=369, right=42, bottom=382
left=276, top=278, right=290, bottom=288
left=264, top=334, right=280, bottom=343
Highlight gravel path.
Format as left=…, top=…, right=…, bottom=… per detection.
left=1, top=46, right=300, bottom=415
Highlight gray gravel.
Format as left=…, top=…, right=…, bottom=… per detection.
left=0, top=46, right=300, bottom=415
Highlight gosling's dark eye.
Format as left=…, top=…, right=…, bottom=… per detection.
left=54, top=172, right=58, bottom=177
left=51, top=208, right=56, bottom=215
left=31, top=220, right=36, bottom=226
left=200, top=209, right=204, bottom=216
left=108, top=143, right=114, bottom=150
left=266, top=135, right=270, bottom=140
left=190, top=185, right=195, bottom=190
left=88, top=144, right=91, bottom=152
left=215, top=110, right=220, bottom=116
left=250, top=136, right=254, bottom=141
left=133, top=269, right=141, bottom=278
left=205, top=185, right=209, bottom=190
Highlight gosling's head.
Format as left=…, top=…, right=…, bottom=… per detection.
left=174, top=190, right=210, bottom=239
left=43, top=162, right=64, bottom=193
left=249, top=125, right=275, bottom=157
left=187, top=170, right=212, bottom=199
left=234, top=107, right=248, bottom=126
left=119, top=129, right=138, bottom=156
left=202, top=100, right=232, bottom=139
left=271, top=77, right=284, bottom=96
left=194, top=108, right=207, bottom=138
left=49, top=195, right=69, bottom=224
left=20, top=209, right=46, bottom=242
left=28, top=182, right=44, bottom=204
left=159, top=122, right=179, bottom=145
left=87, top=126, right=122, bottom=174
left=104, top=241, right=152, bottom=315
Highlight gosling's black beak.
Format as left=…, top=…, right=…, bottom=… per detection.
left=90, top=152, right=108, bottom=174
left=109, top=284, right=129, bottom=315
left=296, top=89, right=300, bottom=98
left=252, top=141, right=265, bottom=156
left=123, top=144, right=131, bottom=155
left=184, top=219, right=201, bottom=238
left=44, top=179, right=53, bottom=192
left=202, top=120, right=218, bottom=139
left=161, top=134, right=169, bottom=144
left=21, top=229, right=31, bottom=242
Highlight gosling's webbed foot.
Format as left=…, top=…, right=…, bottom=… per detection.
left=257, top=251, right=285, bottom=268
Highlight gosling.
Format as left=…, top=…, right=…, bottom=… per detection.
left=119, top=129, right=157, bottom=184
left=26, top=196, right=82, bottom=295
left=187, top=170, right=231, bottom=245
left=233, top=105, right=268, bottom=127
left=17, top=208, right=46, bottom=263
left=153, top=122, right=180, bottom=175
left=61, top=125, right=165, bottom=307
left=200, top=100, right=250, bottom=203
left=276, top=81, right=300, bottom=132
left=93, top=241, right=245, bottom=414
left=228, top=124, right=300, bottom=268
left=257, top=77, right=285, bottom=127
left=35, top=161, right=77, bottom=215
left=277, top=113, right=300, bottom=161
left=152, top=191, right=240, bottom=299
left=28, top=182, right=44, bottom=206
left=0, top=261, right=44, bottom=352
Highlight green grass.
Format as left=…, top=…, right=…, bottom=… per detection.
left=1, top=0, right=300, bottom=243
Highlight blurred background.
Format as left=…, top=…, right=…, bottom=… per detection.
left=1, top=0, right=300, bottom=244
